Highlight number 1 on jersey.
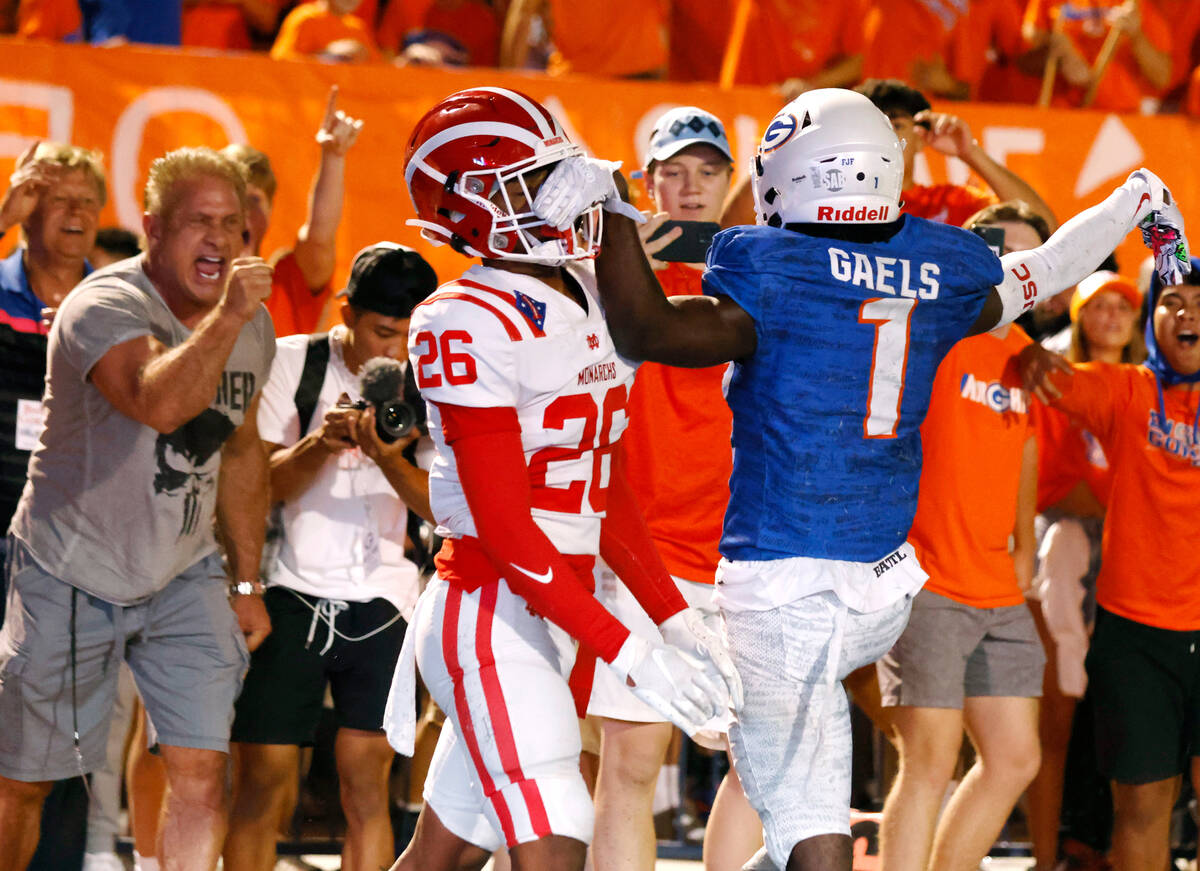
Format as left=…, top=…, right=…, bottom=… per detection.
left=858, top=297, right=916, bottom=439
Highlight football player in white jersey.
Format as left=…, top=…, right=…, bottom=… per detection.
left=382, top=87, right=741, bottom=871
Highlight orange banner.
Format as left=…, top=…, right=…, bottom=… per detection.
left=1, top=38, right=1197, bottom=329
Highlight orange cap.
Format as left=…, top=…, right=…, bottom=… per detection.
left=1069, top=271, right=1142, bottom=322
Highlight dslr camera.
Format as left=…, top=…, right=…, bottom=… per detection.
left=340, top=357, right=427, bottom=444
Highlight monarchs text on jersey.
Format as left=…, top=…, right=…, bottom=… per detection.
left=411, top=263, right=638, bottom=557
left=703, top=217, right=1004, bottom=563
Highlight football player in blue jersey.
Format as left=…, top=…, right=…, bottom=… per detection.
left=531, top=87, right=1189, bottom=871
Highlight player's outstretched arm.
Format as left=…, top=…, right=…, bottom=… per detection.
left=596, top=208, right=757, bottom=367
left=972, top=168, right=1189, bottom=334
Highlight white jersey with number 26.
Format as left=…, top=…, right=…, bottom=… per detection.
left=411, top=262, right=638, bottom=557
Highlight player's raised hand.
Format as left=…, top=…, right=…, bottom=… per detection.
left=222, top=256, right=274, bottom=321
left=659, top=607, right=743, bottom=709
left=606, top=633, right=724, bottom=736
left=534, top=156, right=646, bottom=231
left=315, top=86, right=364, bottom=157
left=913, top=110, right=975, bottom=159
left=639, top=211, right=682, bottom=271
left=1018, top=343, right=1073, bottom=404
left=0, top=143, right=61, bottom=232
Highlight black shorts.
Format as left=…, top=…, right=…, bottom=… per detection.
left=1087, top=606, right=1200, bottom=784
left=231, top=587, right=407, bottom=745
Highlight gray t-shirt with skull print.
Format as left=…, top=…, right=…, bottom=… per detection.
left=9, top=254, right=274, bottom=605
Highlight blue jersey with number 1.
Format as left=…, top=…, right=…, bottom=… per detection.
left=703, top=217, right=1004, bottom=563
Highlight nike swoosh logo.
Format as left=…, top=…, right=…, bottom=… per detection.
left=510, top=563, right=554, bottom=585
left=1136, top=192, right=1151, bottom=215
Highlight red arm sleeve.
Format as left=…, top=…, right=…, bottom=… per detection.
left=599, top=451, right=688, bottom=625
left=438, top=401, right=631, bottom=663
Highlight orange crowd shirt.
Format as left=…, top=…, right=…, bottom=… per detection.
left=1031, top=400, right=1113, bottom=512
left=376, top=0, right=499, bottom=66
left=861, top=0, right=965, bottom=84
left=270, top=1, right=381, bottom=62
left=902, top=183, right=997, bottom=227
left=910, top=326, right=1035, bottom=608
left=268, top=250, right=331, bottom=339
left=1024, top=0, right=1172, bottom=111
left=546, top=0, right=667, bottom=78
left=948, top=0, right=1028, bottom=98
left=17, top=0, right=82, bottom=41
left=619, top=263, right=732, bottom=584
left=1052, top=362, right=1200, bottom=630
left=668, top=0, right=867, bottom=86
left=1147, top=0, right=1200, bottom=90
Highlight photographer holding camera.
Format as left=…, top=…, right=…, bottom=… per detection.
left=224, top=243, right=437, bottom=871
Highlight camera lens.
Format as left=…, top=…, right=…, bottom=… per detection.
left=376, top=401, right=416, bottom=443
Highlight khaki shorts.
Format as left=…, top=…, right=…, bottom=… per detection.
left=877, top=588, right=1045, bottom=708
left=0, top=538, right=248, bottom=782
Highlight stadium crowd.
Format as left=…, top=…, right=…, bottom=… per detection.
left=1, top=5, right=1200, bottom=871
left=2, top=0, right=1200, bottom=113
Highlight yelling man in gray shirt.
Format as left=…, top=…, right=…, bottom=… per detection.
left=0, top=146, right=276, bottom=871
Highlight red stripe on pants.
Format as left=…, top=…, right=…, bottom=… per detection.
left=442, top=584, right=518, bottom=844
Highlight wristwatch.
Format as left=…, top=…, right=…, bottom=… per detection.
left=229, top=580, right=265, bottom=597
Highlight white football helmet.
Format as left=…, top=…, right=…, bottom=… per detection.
left=752, top=88, right=904, bottom=226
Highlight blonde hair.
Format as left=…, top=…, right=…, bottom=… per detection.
left=143, top=147, right=247, bottom=221
left=30, top=142, right=107, bottom=206
left=220, top=143, right=277, bottom=203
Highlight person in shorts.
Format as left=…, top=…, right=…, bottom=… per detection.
left=0, top=146, right=275, bottom=871
left=223, top=242, right=438, bottom=871
left=1022, top=256, right=1200, bottom=871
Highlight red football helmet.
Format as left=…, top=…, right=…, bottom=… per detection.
left=404, top=87, right=601, bottom=264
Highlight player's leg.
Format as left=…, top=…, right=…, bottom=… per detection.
left=726, top=588, right=910, bottom=871
left=592, top=718, right=673, bottom=870
left=391, top=800, right=494, bottom=871
left=412, top=576, right=593, bottom=870
left=702, top=764, right=763, bottom=871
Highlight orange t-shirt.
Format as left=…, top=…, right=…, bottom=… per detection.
left=1024, top=0, right=1172, bottom=111
left=268, top=250, right=331, bottom=339
left=668, top=0, right=866, bottom=86
left=619, top=263, right=731, bottom=584
left=1031, top=400, right=1113, bottom=511
left=902, top=183, right=997, bottom=227
left=376, top=0, right=498, bottom=66
left=910, top=326, right=1035, bottom=608
left=948, top=0, right=1026, bottom=97
left=1149, top=0, right=1200, bottom=89
left=1053, top=362, right=1200, bottom=629
left=546, top=0, right=667, bottom=77
left=270, top=2, right=381, bottom=62
left=17, top=0, right=82, bottom=41
left=862, top=0, right=963, bottom=83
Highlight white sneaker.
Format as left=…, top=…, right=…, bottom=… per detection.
left=83, top=853, right=126, bottom=871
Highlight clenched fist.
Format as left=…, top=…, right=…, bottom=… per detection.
left=222, top=257, right=274, bottom=321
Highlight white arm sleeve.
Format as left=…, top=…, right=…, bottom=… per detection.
left=993, top=168, right=1167, bottom=327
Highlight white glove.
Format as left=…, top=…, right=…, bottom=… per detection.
left=1120, top=169, right=1192, bottom=285
left=659, top=608, right=744, bottom=710
left=534, top=156, right=646, bottom=231
left=606, top=632, right=723, bottom=736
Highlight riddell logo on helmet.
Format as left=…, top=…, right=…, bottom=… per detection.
left=543, top=136, right=564, bottom=147
left=816, top=205, right=891, bottom=222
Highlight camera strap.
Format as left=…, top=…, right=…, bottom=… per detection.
left=294, top=332, right=331, bottom=436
